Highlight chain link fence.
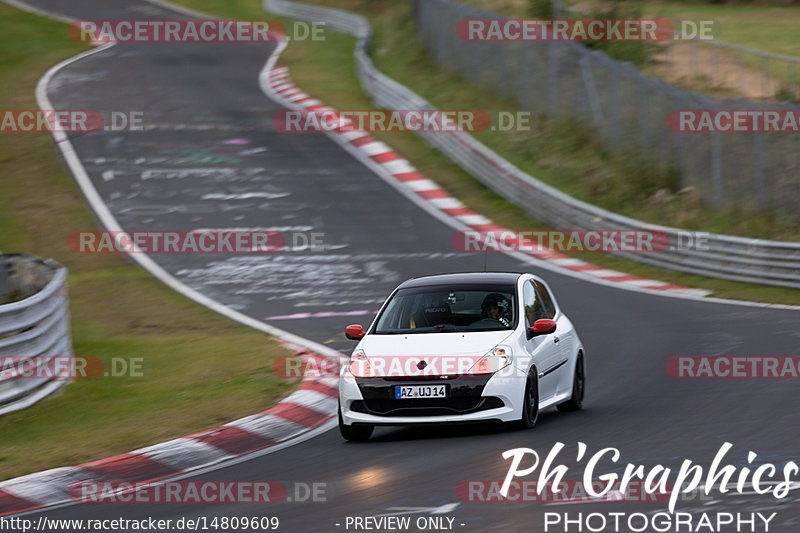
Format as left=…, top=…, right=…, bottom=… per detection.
left=551, top=0, right=800, bottom=102
left=416, top=0, right=800, bottom=218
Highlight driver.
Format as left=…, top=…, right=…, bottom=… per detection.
left=481, top=293, right=511, bottom=327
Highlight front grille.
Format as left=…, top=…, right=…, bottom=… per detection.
left=352, top=374, right=503, bottom=417
left=351, top=396, right=504, bottom=417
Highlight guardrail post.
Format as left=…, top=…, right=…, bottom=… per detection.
left=609, top=62, right=619, bottom=142
left=548, top=41, right=559, bottom=114
left=639, top=77, right=649, bottom=160
left=738, top=51, right=745, bottom=95
left=754, top=131, right=765, bottom=208
left=496, top=41, right=506, bottom=95
left=712, top=129, right=723, bottom=208
left=0, top=255, right=7, bottom=303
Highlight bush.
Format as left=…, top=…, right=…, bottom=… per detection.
left=528, top=0, right=554, bottom=19
left=775, top=84, right=800, bottom=103
left=582, top=0, right=657, bottom=66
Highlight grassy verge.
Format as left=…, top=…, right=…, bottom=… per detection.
left=639, top=3, right=800, bottom=99
left=608, top=2, right=799, bottom=59
left=465, top=0, right=800, bottom=99
left=465, top=1, right=800, bottom=58
left=172, top=0, right=800, bottom=305
left=0, top=4, right=298, bottom=480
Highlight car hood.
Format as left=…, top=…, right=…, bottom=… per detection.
left=358, top=330, right=513, bottom=377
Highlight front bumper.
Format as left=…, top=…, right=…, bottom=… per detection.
left=339, top=369, right=525, bottom=425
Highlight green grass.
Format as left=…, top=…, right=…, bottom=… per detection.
left=632, top=2, right=800, bottom=98
left=464, top=0, right=800, bottom=99
left=467, top=0, right=800, bottom=59
left=638, top=3, right=800, bottom=58
left=0, top=4, right=298, bottom=480
left=169, top=0, right=800, bottom=305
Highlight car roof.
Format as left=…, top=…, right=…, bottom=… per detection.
left=397, top=272, right=524, bottom=289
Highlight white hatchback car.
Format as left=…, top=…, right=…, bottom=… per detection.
left=338, top=272, right=585, bottom=441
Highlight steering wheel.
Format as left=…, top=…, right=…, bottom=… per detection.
left=495, top=299, right=512, bottom=327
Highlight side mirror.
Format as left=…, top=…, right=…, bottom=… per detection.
left=528, top=319, right=556, bottom=339
left=345, top=324, right=366, bottom=340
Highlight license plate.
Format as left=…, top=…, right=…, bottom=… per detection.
left=395, top=385, right=447, bottom=399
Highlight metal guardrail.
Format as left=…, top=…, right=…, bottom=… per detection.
left=264, top=0, right=800, bottom=289
left=418, top=0, right=800, bottom=216
left=0, top=256, right=73, bottom=416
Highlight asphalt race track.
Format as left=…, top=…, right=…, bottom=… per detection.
left=8, top=0, right=800, bottom=531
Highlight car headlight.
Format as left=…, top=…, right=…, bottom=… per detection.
left=469, top=345, right=513, bottom=375
left=349, top=348, right=376, bottom=378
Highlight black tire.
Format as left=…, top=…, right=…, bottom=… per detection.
left=515, top=367, right=539, bottom=429
left=557, top=352, right=585, bottom=412
left=338, top=405, right=374, bottom=441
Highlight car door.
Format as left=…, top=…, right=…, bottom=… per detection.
left=534, top=280, right=572, bottom=396
left=522, top=280, right=561, bottom=400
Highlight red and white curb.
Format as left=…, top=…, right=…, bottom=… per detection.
left=0, top=344, right=340, bottom=516
left=263, top=66, right=710, bottom=298
left=3, top=21, right=347, bottom=517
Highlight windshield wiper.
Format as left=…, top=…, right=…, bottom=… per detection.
left=374, top=324, right=462, bottom=334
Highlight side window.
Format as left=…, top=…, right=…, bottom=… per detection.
left=534, top=281, right=556, bottom=318
left=523, top=281, right=547, bottom=326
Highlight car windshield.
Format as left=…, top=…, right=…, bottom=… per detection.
left=373, top=284, right=517, bottom=334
